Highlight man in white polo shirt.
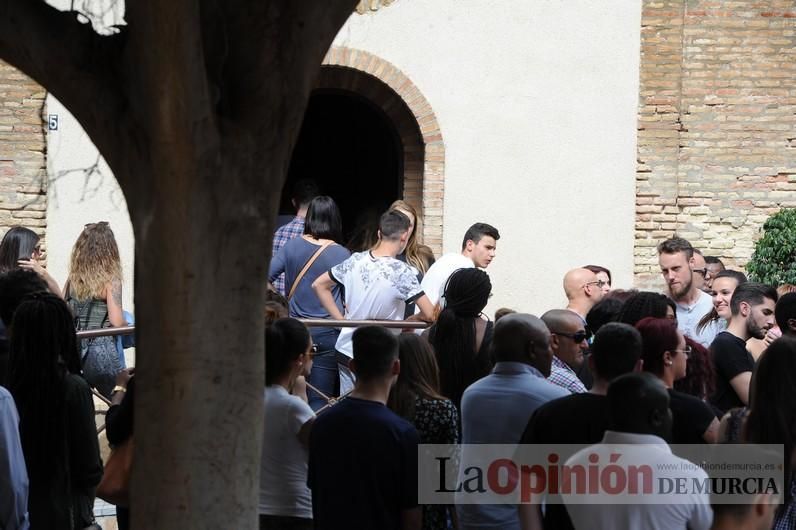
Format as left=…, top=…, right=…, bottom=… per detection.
left=420, top=222, right=500, bottom=309
left=313, top=210, right=434, bottom=394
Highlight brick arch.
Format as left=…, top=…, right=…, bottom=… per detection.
left=320, top=47, right=445, bottom=255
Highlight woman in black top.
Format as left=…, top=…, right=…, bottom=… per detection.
left=7, top=292, right=103, bottom=529
left=636, top=317, right=719, bottom=444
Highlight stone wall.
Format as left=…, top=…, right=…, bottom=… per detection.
left=0, top=60, right=47, bottom=249
left=636, top=0, right=796, bottom=288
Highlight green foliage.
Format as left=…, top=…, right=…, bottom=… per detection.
left=747, top=208, right=796, bottom=286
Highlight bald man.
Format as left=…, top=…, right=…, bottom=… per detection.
left=458, top=314, right=567, bottom=530
left=563, top=268, right=605, bottom=324
left=541, top=309, right=588, bottom=393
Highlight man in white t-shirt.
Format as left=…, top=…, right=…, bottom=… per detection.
left=313, top=210, right=435, bottom=393
left=563, top=373, right=712, bottom=530
left=420, top=222, right=500, bottom=308
left=658, top=237, right=716, bottom=347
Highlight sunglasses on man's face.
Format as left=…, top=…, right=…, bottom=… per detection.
left=551, top=330, right=590, bottom=344
left=693, top=268, right=708, bottom=277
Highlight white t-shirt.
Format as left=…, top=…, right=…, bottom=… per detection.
left=674, top=290, right=716, bottom=348
left=419, top=253, right=474, bottom=307
left=330, top=251, right=423, bottom=357
left=563, top=431, right=713, bottom=530
left=259, top=385, right=315, bottom=518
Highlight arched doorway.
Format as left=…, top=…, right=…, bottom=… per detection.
left=284, top=89, right=404, bottom=245
left=281, top=47, right=445, bottom=255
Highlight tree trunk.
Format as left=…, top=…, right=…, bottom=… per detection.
left=130, top=148, right=278, bottom=528
left=1, top=1, right=359, bottom=526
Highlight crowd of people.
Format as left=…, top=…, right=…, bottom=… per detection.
left=261, top=182, right=796, bottom=530
left=0, top=181, right=794, bottom=530
left=0, top=222, right=131, bottom=529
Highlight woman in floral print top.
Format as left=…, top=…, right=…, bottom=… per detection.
left=389, top=334, right=459, bottom=530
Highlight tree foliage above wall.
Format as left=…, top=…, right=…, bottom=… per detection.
left=747, top=208, right=796, bottom=286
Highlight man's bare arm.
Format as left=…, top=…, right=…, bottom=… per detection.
left=312, top=272, right=345, bottom=320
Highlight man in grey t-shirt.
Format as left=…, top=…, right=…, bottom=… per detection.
left=658, top=237, right=716, bottom=347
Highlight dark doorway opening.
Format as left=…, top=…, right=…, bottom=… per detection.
left=281, top=89, right=403, bottom=245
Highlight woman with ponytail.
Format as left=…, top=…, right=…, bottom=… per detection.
left=7, top=292, right=102, bottom=529
left=426, top=268, right=493, bottom=411
left=259, top=317, right=315, bottom=530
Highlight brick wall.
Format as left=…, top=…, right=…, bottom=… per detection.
left=0, top=60, right=47, bottom=250
left=636, top=0, right=796, bottom=288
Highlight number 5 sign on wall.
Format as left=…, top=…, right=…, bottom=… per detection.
left=48, top=114, right=58, bottom=131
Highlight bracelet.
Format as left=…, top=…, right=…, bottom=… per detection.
left=112, top=385, right=127, bottom=394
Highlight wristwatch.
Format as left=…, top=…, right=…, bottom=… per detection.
left=112, top=385, right=127, bottom=394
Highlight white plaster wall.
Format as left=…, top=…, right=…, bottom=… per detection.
left=335, top=0, right=642, bottom=315
left=44, top=0, right=641, bottom=318
left=46, top=96, right=135, bottom=311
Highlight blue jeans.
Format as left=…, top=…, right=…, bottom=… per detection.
left=307, top=328, right=339, bottom=411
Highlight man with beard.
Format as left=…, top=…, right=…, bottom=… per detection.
left=709, top=282, right=777, bottom=415
left=657, top=237, right=716, bottom=347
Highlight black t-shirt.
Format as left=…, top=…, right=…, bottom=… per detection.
left=668, top=389, right=716, bottom=444
left=308, top=397, right=420, bottom=530
left=709, top=331, right=754, bottom=415
left=520, top=392, right=609, bottom=445
left=519, top=393, right=609, bottom=530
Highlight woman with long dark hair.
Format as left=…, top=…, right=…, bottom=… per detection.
left=618, top=291, right=716, bottom=402
left=269, top=196, right=350, bottom=411
left=426, top=267, right=493, bottom=411
left=7, top=292, right=102, bottom=529
left=696, top=270, right=747, bottom=338
left=0, top=226, right=61, bottom=296
left=635, top=317, right=718, bottom=443
left=259, top=318, right=315, bottom=530
left=741, top=336, right=796, bottom=529
left=388, top=334, right=458, bottom=530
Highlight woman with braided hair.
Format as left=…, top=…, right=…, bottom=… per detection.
left=426, top=267, right=493, bottom=411
left=7, top=292, right=102, bottom=529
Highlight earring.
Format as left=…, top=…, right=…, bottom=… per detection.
left=665, top=360, right=673, bottom=366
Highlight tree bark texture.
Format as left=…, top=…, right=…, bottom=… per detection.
left=0, top=0, right=359, bottom=527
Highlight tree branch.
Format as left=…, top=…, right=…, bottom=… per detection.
left=0, top=0, right=126, bottom=161
left=216, top=0, right=359, bottom=127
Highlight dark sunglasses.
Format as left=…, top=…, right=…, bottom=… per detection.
left=693, top=268, right=708, bottom=277
left=551, top=330, right=590, bottom=343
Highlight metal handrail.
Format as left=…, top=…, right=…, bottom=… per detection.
left=77, top=319, right=429, bottom=340
left=87, top=317, right=428, bottom=434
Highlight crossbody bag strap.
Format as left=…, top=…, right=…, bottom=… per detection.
left=288, top=241, right=334, bottom=301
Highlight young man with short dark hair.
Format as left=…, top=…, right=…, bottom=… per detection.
left=710, top=282, right=778, bottom=414
left=775, top=292, right=796, bottom=336
left=308, top=326, right=421, bottom=530
left=704, top=255, right=726, bottom=291
left=518, top=323, right=643, bottom=530
left=420, top=222, right=500, bottom=307
left=271, top=179, right=320, bottom=294
left=563, top=373, right=712, bottom=530
left=313, top=210, right=434, bottom=393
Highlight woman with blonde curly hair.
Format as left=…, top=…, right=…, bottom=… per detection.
left=64, top=222, right=127, bottom=397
